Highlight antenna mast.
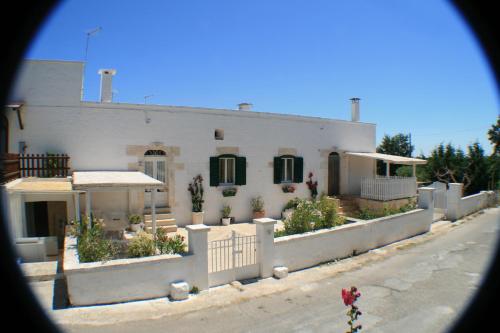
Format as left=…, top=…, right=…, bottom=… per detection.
left=81, top=26, right=102, bottom=100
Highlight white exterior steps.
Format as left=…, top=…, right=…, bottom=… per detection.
left=143, top=210, right=177, bottom=233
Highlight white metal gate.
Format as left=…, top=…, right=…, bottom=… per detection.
left=208, top=231, right=259, bottom=287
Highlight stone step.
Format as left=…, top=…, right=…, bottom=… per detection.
left=144, top=218, right=177, bottom=227
left=143, top=207, right=171, bottom=214
left=145, top=225, right=178, bottom=233
left=144, top=213, right=173, bottom=221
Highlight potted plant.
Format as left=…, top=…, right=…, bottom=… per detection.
left=222, top=187, right=237, bottom=197
left=282, top=184, right=296, bottom=193
left=128, top=214, right=143, bottom=232
left=251, top=196, right=265, bottom=219
left=188, top=175, right=204, bottom=224
left=221, top=204, right=232, bottom=226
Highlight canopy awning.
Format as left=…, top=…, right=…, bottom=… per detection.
left=345, top=152, right=427, bottom=165
left=72, top=171, right=164, bottom=190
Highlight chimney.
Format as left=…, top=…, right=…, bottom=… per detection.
left=350, top=97, right=360, bottom=121
left=98, top=69, right=117, bottom=103
left=238, top=102, right=252, bottom=111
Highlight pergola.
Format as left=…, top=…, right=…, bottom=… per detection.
left=345, top=152, right=427, bottom=177
left=72, top=171, right=164, bottom=232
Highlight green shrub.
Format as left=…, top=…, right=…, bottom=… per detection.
left=274, top=229, right=287, bottom=238
left=71, top=216, right=117, bottom=263
left=155, top=228, right=186, bottom=255
left=128, top=214, right=142, bottom=224
left=282, top=197, right=301, bottom=211
left=356, top=203, right=417, bottom=220
left=315, top=196, right=345, bottom=230
left=283, top=199, right=320, bottom=235
left=128, top=231, right=155, bottom=258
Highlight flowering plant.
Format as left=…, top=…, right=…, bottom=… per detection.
left=188, top=175, right=204, bottom=212
left=282, top=184, right=296, bottom=193
left=306, top=172, right=318, bottom=199
left=342, top=286, right=362, bottom=333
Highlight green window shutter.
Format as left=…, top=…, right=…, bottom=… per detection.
left=235, top=156, right=246, bottom=185
left=273, top=157, right=282, bottom=184
left=209, top=156, right=219, bottom=186
left=293, top=156, right=303, bottom=183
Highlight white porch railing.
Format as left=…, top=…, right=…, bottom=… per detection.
left=361, top=176, right=417, bottom=201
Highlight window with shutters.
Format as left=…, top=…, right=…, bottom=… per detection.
left=210, top=154, right=246, bottom=187
left=219, top=157, right=235, bottom=185
left=274, top=155, right=303, bottom=184
left=281, top=157, right=294, bottom=183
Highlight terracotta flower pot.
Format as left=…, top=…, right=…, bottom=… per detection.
left=192, top=211, right=204, bottom=224
left=252, top=210, right=266, bottom=219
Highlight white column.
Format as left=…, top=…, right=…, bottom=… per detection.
left=73, top=192, right=80, bottom=223
left=186, top=224, right=210, bottom=290
left=254, top=217, right=277, bottom=278
left=386, top=161, right=390, bottom=177
left=85, top=190, right=92, bottom=227
left=412, top=164, right=416, bottom=177
left=151, top=188, right=156, bottom=235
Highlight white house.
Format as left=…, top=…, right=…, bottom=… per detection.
left=2, top=59, right=425, bottom=247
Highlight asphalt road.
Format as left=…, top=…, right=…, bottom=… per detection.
left=59, top=208, right=499, bottom=333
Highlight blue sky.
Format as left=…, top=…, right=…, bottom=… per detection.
left=24, top=0, right=498, bottom=155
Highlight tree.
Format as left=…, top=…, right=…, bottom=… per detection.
left=487, top=117, right=500, bottom=189
left=487, top=117, right=500, bottom=155
left=376, top=133, right=414, bottom=176
left=424, top=142, right=488, bottom=195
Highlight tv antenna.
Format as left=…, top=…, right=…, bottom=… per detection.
left=144, top=94, right=154, bottom=123
left=81, top=26, right=102, bottom=100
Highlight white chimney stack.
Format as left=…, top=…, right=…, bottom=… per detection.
left=350, top=97, right=360, bottom=122
left=98, top=69, right=117, bottom=103
left=238, top=102, right=252, bottom=111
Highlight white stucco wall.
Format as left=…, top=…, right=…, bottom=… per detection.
left=273, top=208, right=432, bottom=272
left=64, top=236, right=197, bottom=306
left=8, top=60, right=377, bottom=226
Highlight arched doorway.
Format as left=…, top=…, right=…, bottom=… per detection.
left=328, top=152, right=340, bottom=196
left=144, top=150, right=168, bottom=208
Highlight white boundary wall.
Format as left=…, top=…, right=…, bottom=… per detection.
left=446, top=183, right=496, bottom=221
left=64, top=224, right=209, bottom=306
left=64, top=189, right=437, bottom=306
left=273, top=209, right=431, bottom=272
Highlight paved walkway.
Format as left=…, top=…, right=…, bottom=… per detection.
left=174, top=220, right=285, bottom=243
left=43, top=207, right=498, bottom=332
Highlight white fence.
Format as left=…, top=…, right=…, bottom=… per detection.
left=361, top=176, right=417, bottom=201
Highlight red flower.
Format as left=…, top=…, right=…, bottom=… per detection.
left=342, top=288, right=355, bottom=306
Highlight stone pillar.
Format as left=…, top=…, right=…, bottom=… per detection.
left=85, top=190, right=92, bottom=227
left=73, top=192, right=80, bottom=223
left=418, top=187, right=435, bottom=210
left=418, top=187, right=435, bottom=230
left=446, top=183, right=463, bottom=221
left=254, top=218, right=277, bottom=278
left=151, top=189, right=157, bottom=235
left=186, top=224, right=210, bottom=291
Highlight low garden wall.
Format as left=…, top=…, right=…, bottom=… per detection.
left=64, top=224, right=210, bottom=306
left=446, top=183, right=497, bottom=221
left=273, top=208, right=431, bottom=272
